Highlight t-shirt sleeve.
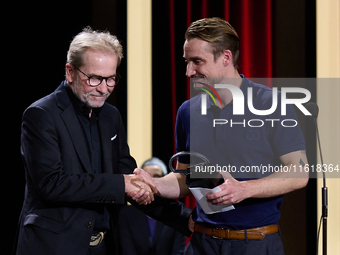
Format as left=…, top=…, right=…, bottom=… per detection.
left=175, top=103, right=190, bottom=164
left=269, top=103, right=306, bottom=157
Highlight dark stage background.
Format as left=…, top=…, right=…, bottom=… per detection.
left=4, top=1, right=316, bottom=254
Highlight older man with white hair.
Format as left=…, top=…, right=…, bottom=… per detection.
left=14, top=28, right=191, bottom=255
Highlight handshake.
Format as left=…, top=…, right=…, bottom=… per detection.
left=124, top=168, right=158, bottom=205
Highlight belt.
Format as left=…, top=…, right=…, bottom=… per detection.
left=194, top=224, right=279, bottom=240
left=90, top=231, right=106, bottom=246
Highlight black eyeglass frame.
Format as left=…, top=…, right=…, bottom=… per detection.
left=75, top=67, right=120, bottom=87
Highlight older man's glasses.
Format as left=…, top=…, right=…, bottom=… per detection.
left=76, top=67, right=120, bottom=87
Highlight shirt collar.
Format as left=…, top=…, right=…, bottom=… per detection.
left=206, top=74, right=248, bottom=108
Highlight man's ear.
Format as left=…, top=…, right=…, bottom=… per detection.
left=222, top=50, right=233, bottom=67
left=65, top=64, right=75, bottom=84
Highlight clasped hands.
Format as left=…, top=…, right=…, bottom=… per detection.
left=125, top=167, right=245, bottom=206
left=124, top=169, right=158, bottom=205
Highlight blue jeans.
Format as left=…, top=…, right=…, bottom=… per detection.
left=185, top=232, right=285, bottom=255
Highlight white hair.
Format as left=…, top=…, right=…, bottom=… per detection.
left=66, top=26, right=123, bottom=68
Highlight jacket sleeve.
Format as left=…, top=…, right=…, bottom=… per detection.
left=128, top=197, right=193, bottom=237
left=21, top=106, right=126, bottom=205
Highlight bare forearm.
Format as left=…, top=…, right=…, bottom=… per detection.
left=153, top=172, right=190, bottom=199
left=132, top=162, right=190, bottom=200
left=206, top=150, right=309, bottom=205
left=246, top=150, right=309, bottom=198
left=242, top=175, right=308, bottom=199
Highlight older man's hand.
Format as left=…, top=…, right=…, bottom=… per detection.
left=124, top=172, right=158, bottom=205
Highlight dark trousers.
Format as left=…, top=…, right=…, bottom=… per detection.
left=185, top=232, right=285, bottom=255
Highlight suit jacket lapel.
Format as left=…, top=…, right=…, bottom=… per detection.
left=61, top=107, right=92, bottom=173
left=55, top=81, right=92, bottom=173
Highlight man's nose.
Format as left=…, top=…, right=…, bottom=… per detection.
left=96, top=80, right=109, bottom=94
left=186, top=62, right=196, bottom=77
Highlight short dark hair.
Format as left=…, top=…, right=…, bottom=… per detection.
left=185, top=17, right=240, bottom=68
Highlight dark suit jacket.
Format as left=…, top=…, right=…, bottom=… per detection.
left=15, top=81, right=191, bottom=255
left=118, top=205, right=186, bottom=255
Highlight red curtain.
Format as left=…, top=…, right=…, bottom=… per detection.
left=235, top=0, right=273, bottom=78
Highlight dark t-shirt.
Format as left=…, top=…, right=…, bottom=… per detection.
left=175, top=75, right=306, bottom=229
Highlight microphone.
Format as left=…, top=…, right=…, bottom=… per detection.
left=305, top=102, right=327, bottom=255
left=305, top=102, right=325, bottom=180
left=305, top=101, right=319, bottom=118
